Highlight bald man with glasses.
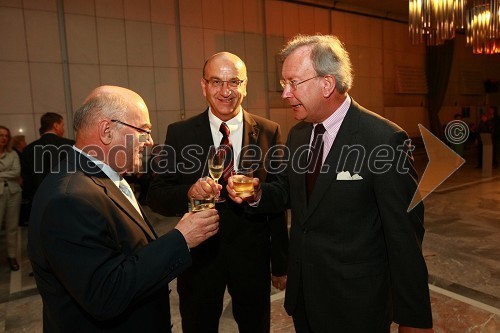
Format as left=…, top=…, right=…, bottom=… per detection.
left=28, top=85, right=219, bottom=333
left=148, top=52, right=289, bottom=333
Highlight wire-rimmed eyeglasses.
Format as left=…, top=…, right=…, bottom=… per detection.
left=280, top=75, right=322, bottom=90
left=111, top=119, right=151, bottom=142
left=203, top=78, right=246, bottom=88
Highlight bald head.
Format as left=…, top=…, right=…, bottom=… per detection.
left=202, top=52, right=247, bottom=79
left=200, top=52, right=248, bottom=121
left=73, top=85, right=152, bottom=172
left=83, top=85, right=141, bottom=104
left=74, top=86, right=146, bottom=136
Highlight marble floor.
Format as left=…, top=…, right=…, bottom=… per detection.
left=0, top=145, right=499, bottom=332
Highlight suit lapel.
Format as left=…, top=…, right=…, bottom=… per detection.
left=292, top=123, right=313, bottom=224
left=240, top=110, right=260, bottom=169
left=139, top=206, right=159, bottom=239
left=71, top=150, right=157, bottom=241
left=92, top=175, right=157, bottom=240
left=304, top=103, right=361, bottom=220
left=242, top=110, right=259, bottom=147
left=195, top=109, right=216, bottom=176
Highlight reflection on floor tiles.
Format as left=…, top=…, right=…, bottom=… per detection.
left=7, top=283, right=499, bottom=333
left=0, top=149, right=499, bottom=332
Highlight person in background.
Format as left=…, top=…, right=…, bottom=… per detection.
left=475, top=112, right=494, bottom=168
left=11, top=135, right=30, bottom=227
left=27, top=85, right=219, bottom=332
left=11, top=135, right=26, bottom=160
left=148, top=52, right=289, bottom=333
left=0, top=126, right=22, bottom=271
left=451, top=113, right=465, bottom=157
left=228, top=34, right=433, bottom=333
left=21, top=112, right=75, bottom=202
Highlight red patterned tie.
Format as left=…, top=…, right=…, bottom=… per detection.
left=219, top=122, right=234, bottom=182
left=306, top=123, right=326, bottom=201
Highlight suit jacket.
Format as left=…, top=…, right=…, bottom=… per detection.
left=28, top=149, right=191, bottom=333
left=258, top=100, right=432, bottom=332
left=148, top=109, right=288, bottom=276
left=21, top=132, right=75, bottom=199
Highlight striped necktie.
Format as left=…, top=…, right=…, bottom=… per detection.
left=219, top=122, right=234, bottom=182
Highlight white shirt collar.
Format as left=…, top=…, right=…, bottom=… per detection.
left=319, top=95, right=351, bottom=135
left=208, top=106, right=243, bottom=132
left=72, top=146, right=122, bottom=187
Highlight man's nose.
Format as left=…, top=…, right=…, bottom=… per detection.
left=146, top=134, right=154, bottom=146
left=220, top=83, right=233, bottom=96
left=281, top=85, right=293, bottom=99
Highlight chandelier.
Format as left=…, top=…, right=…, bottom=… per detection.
left=466, top=0, right=500, bottom=54
left=409, top=0, right=466, bottom=46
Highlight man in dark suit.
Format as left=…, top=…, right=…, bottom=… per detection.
left=28, top=85, right=219, bottom=333
left=147, top=52, right=288, bottom=333
left=21, top=112, right=75, bottom=204
left=228, top=35, right=434, bottom=333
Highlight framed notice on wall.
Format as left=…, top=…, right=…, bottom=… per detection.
left=395, top=66, right=428, bottom=94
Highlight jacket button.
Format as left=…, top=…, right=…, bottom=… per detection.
left=302, top=228, right=308, bottom=234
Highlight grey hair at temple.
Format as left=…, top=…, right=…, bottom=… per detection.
left=280, top=34, right=353, bottom=94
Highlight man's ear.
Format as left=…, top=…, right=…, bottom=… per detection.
left=53, top=121, right=64, bottom=136
left=201, top=78, right=208, bottom=98
left=98, top=119, right=112, bottom=145
left=322, top=75, right=336, bottom=98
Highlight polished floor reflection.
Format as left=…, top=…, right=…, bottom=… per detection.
left=0, top=147, right=499, bottom=332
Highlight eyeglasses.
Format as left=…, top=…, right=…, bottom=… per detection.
left=280, top=75, right=321, bottom=91
left=111, top=119, right=151, bottom=142
left=203, top=78, right=246, bottom=88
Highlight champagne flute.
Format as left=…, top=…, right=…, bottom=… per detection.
left=208, top=145, right=226, bottom=203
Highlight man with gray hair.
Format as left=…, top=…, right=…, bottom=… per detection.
left=28, top=85, right=219, bottom=332
left=228, top=34, right=433, bottom=333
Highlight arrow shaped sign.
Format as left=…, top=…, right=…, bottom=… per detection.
left=408, top=124, right=466, bottom=212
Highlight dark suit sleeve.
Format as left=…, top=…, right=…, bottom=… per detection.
left=373, top=130, right=432, bottom=328
left=147, top=124, right=192, bottom=216
left=268, top=211, right=288, bottom=276
left=40, top=193, right=191, bottom=321
left=264, top=125, right=289, bottom=276
left=257, top=128, right=293, bottom=213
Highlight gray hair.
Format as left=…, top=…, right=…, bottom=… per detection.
left=73, top=92, right=127, bottom=132
left=280, top=34, right=353, bottom=93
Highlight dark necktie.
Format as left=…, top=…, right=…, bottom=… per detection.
left=306, top=123, right=326, bottom=201
left=219, top=122, right=234, bottom=182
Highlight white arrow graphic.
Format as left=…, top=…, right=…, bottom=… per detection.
left=408, top=124, right=466, bottom=212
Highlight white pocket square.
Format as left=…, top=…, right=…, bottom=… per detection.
left=336, top=171, right=363, bottom=180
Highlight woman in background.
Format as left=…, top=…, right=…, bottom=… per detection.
left=0, top=125, right=21, bottom=271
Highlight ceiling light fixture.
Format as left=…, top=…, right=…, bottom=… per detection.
left=409, top=0, right=466, bottom=45
left=466, top=0, right=500, bottom=54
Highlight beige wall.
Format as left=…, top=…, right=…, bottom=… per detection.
left=0, top=0, right=498, bottom=144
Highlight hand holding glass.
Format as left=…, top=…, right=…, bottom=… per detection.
left=190, top=194, right=216, bottom=212
left=207, top=145, right=226, bottom=203
left=231, top=168, right=254, bottom=198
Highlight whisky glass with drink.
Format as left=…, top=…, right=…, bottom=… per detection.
left=190, top=193, right=216, bottom=212
left=231, top=168, right=254, bottom=198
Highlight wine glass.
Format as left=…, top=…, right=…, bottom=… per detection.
left=207, top=145, right=226, bottom=203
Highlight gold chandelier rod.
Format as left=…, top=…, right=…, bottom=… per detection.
left=409, top=0, right=466, bottom=46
